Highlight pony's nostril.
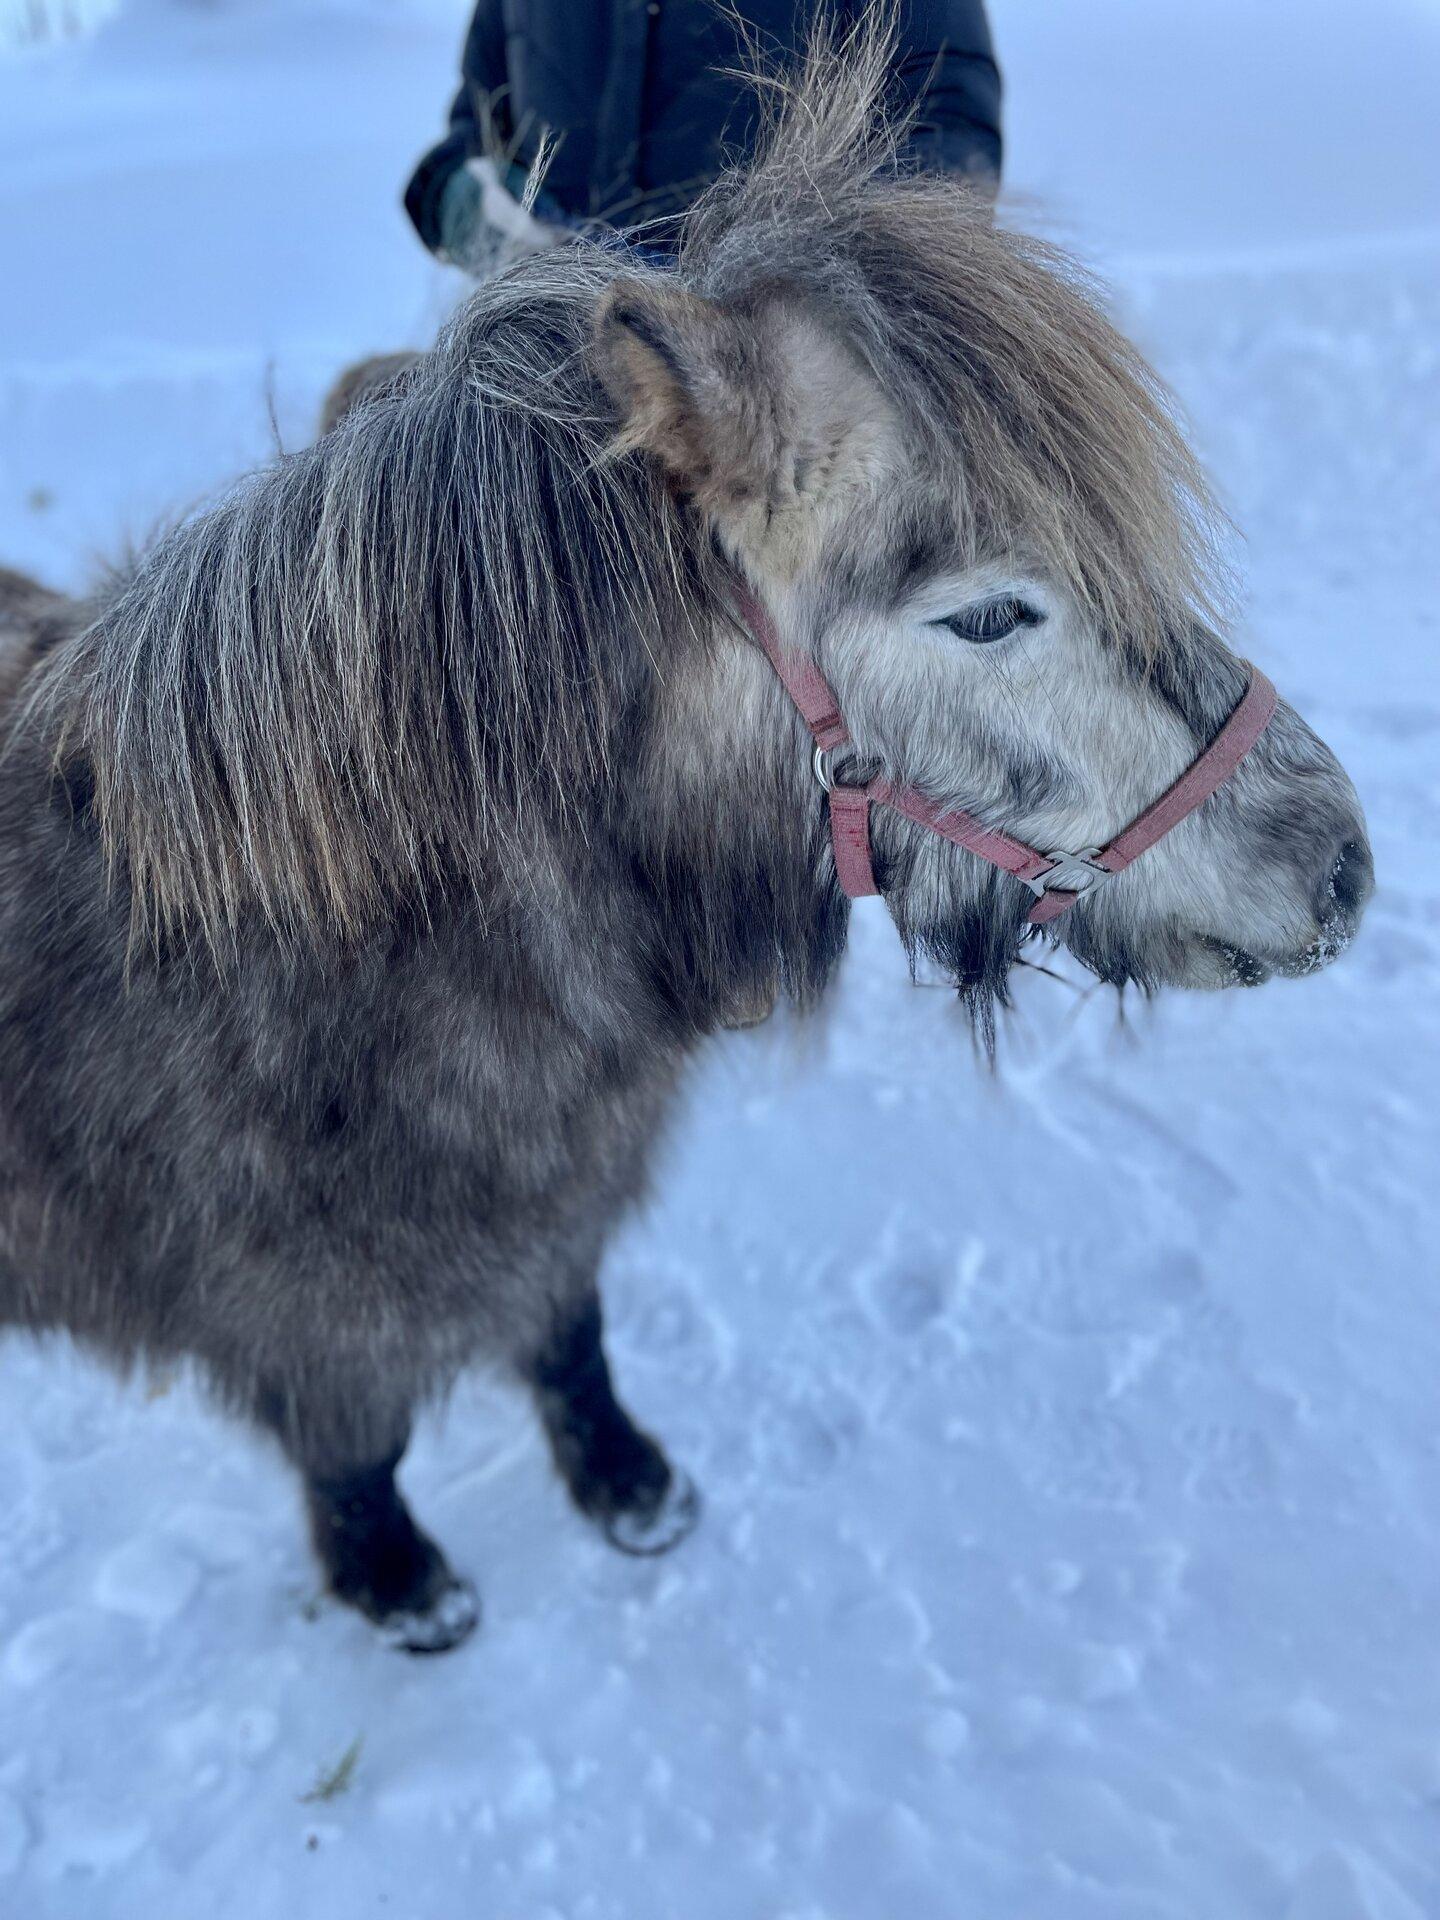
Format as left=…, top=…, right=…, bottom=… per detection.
left=1327, top=837, right=1374, bottom=921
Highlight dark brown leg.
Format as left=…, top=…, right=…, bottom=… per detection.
left=305, top=1445, right=479, bottom=1653
left=256, top=1383, right=478, bottom=1653
left=524, top=1288, right=700, bottom=1556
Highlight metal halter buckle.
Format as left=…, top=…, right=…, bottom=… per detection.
left=1022, top=847, right=1113, bottom=899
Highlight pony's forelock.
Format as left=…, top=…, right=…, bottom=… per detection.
left=681, top=11, right=1231, bottom=663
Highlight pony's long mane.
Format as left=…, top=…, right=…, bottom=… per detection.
left=30, top=248, right=719, bottom=945
left=30, top=13, right=1228, bottom=949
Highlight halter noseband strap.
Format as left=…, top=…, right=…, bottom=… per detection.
left=732, top=582, right=1278, bottom=926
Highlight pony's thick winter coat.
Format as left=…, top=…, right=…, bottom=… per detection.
left=0, top=22, right=1369, bottom=1643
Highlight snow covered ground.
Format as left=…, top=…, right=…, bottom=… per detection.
left=2, top=3, right=1439, bottom=1915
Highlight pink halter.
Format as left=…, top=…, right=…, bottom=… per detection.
left=733, top=583, right=1278, bottom=925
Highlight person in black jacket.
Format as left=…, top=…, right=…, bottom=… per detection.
left=405, top=0, right=1001, bottom=269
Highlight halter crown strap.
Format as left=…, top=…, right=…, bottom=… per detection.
left=733, top=583, right=849, bottom=750
left=733, top=581, right=1277, bottom=925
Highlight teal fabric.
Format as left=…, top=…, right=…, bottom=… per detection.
left=437, top=164, right=485, bottom=264
left=437, top=162, right=571, bottom=267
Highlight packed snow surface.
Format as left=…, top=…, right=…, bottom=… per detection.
left=2, top=4, right=1439, bottom=1916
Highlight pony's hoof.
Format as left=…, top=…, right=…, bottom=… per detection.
left=379, top=1576, right=481, bottom=1654
left=603, top=1468, right=701, bottom=1557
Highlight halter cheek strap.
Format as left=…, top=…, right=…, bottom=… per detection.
left=733, top=582, right=1278, bottom=925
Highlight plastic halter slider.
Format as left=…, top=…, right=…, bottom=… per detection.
left=1020, top=848, right=1114, bottom=900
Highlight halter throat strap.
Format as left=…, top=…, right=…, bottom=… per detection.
left=732, top=582, right=1278, bottom=926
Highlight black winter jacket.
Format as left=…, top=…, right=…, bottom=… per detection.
left=405, top=0, right=1001, bottom=252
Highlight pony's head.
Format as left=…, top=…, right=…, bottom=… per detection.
left=594, top=21, right=1371, bottom=1030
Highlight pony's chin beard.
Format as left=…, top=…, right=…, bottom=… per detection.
left=896, top=892, right=1278, bottom=1048
left=901, top=903, right=1028, bottom=1056
left=1046, top=905, right=1177, bottom=998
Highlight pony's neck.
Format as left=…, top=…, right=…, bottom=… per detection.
left=617, top=622, right=848, bottom=1032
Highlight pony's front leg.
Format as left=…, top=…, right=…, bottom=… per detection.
left=522, top=1286, right=700, bottom=1555
left=304, top=1443, right=479, bottom=1653
left=257, top=1386, right=479, bottom=1653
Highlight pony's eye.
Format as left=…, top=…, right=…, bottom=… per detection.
left=933, top=597, right=1043, bottom=645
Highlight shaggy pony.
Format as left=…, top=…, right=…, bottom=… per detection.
left=0, top=19, right=1368, bottom=1647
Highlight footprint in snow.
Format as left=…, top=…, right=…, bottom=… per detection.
left=862, top=1256, right=949, bottom=1338
left=2, top=1606, right=118, bottom=1689
left=93, top=1535, right=201, bottom=1624
left=1008, top=1240, right=1205, bottom=1340
left=33, top=1801, right=150, bottom=1882
left=3, top=1501, right=65, bottom=1582
left=613, top=1269, right=727, bottom=1382
left=1016, top=1407, right=1145, bottom=1510
left=755, top=1392, right=865, bottom=1488
left=1178, top=1422, right=1279, bottom=1508
left=1177, top=1294, right=1245, bottom=1366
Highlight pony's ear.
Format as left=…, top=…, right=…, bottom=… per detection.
left=592, top=278, right=778, bottom=512
left=594, top=274, right=897, bottom=570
